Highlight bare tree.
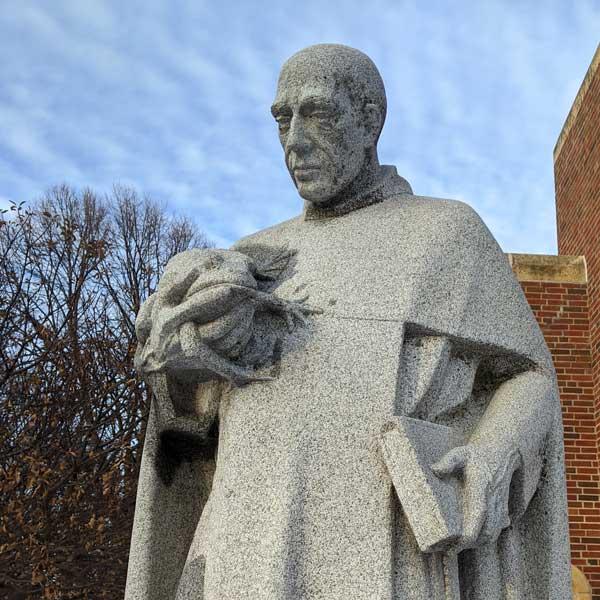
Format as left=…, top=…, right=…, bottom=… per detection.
left=0, top=185, right=210, bottom=599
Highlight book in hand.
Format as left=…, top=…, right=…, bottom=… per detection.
left=380, top=416, right=462, bottom=553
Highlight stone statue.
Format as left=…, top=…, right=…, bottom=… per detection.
left=125, top=44, right=570, bottom=599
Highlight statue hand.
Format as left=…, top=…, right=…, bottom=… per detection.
left=136, top=292, right=257, bottom=377
left=432, top=444, right=521, bottom=550
left=134, top=248, right=321, bottom=380
left=135, top=256, right=259, bottom=376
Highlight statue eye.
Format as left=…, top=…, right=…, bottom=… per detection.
left=310, top=111, right=334, bottom=127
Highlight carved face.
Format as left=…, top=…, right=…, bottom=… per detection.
left=271, top=73, right=374, bottom=205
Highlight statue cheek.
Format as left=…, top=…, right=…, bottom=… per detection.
left=335, top=145, right=362, bottom=179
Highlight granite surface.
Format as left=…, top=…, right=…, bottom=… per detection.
left=125, top=44, right=571, bottom=599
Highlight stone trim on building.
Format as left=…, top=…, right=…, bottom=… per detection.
left=507, top=253, right=587, bottom=284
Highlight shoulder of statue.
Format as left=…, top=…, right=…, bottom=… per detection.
left=396, top=194, right=491, bottom=238
left=231, top=214, right=304, bottom=250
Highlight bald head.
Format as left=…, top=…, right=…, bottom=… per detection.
left=278, top=44, right=387, bottom=137
left=271, top=44, right=388, bottom=206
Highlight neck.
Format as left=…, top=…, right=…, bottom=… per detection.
left=316, top=151, right=382, bottom=211
left=335, top=152, right=382, bottom=206
left=303, top=152, right=412, bottom=220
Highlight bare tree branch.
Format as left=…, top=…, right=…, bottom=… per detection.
left=0, top=185, right=210, bottom=599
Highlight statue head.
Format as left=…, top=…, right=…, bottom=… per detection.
left=271, top=44, right=387, bottom=206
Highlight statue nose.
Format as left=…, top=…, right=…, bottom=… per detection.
left=285, top=115, right=311, bottom=155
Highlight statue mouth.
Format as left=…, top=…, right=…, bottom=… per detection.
left=294, top=166, right=320, bottom=182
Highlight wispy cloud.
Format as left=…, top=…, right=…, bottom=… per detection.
left=0, top=0, right=598, bottom=252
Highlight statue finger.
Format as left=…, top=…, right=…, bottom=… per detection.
left=461, top=465, right=492, bottom=548
left=191, top=304, right=255, bottom=343
left=295, top=303, right=323, bottom=316
left=289, top=295, right=323, bottom=315
left=160, top=268, right=200, bottom=304
left=161, top=285, right=250, bottom=333
left=432, top=446, right=470, bottom=478
left=477, top=477, right=512, bottom=545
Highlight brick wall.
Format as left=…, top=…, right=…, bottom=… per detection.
left=553, top=44, right=600, bottom=597
left=518, top=276, right=600, bottom=592
left=555, top=44, right=600, bottom=434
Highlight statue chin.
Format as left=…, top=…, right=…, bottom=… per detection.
left=296, top=171, right=367, bottom=207
left=300, top=189, right=342, bottom=207
left=295, top=178, right=338, bottom=206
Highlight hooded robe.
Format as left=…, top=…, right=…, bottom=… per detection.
left=125, top=167, right=570, bottom=599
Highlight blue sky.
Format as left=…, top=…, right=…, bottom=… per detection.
left=0, top=1, right=598, bottom=251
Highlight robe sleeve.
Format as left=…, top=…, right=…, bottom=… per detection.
left=453, top=204, right=557, bottom=517
left=400, top=200, right=569, bottom=596
left=406, top=200, right=560, bottom=519
left=124, top=399, right=215, bottom=600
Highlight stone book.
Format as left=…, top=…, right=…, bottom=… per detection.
left=380, top=416, right=462, bottom=553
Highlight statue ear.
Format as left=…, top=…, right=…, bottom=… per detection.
left=363, top=102, right=384, bottom=146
